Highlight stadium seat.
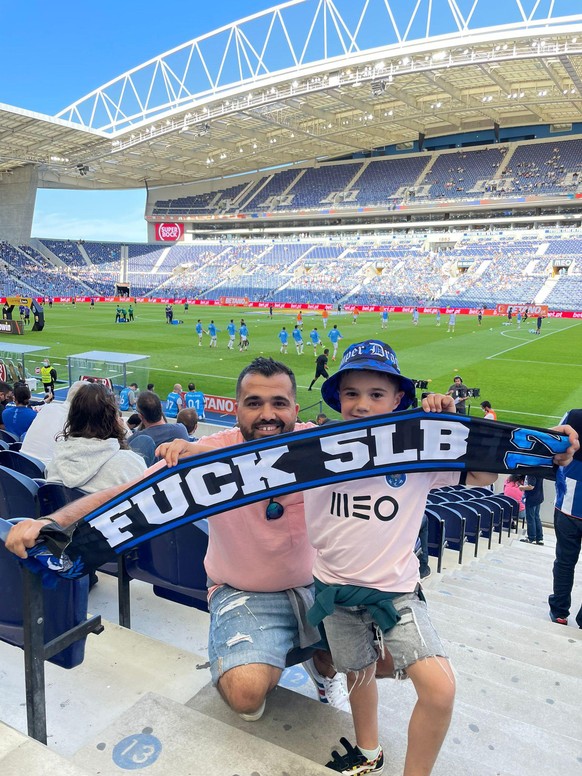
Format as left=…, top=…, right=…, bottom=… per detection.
left=424, top=508, right=446, bottom=573
left=0, top=466, right=39, bottom=519
left=37, top=481, right=88, bottom=517
left=0, top=449, right=46, bottom=479
left=426, top=504, right=467, bottom=564
left=124, top=520, right=209, bottom=613
left=0, top=533, right=91, bottom=669
left=0, top=429, right=19, bottom=444
left=442, top=501, right=482, bottom=556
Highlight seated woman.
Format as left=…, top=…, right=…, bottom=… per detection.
left=503, top=474, right=525, bottom=526
left=47, top=382, right=146, bottom=493
left=2, top=383, right=37, bottom=441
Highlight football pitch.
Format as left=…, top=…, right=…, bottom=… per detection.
left=19, top=302, right=582, bottom=429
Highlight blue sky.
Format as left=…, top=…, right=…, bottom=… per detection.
left=2, top=1, right=273, bottom=242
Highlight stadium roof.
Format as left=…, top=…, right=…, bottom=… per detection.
left=2, top=0, right=582, bottom=191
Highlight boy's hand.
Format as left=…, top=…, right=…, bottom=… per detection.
left=421, top=393, right=456, bottom=413
left=548, top=423, right=579, bottom=467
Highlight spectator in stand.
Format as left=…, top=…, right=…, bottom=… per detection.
left=46, top=382, right=145, bottom=493
left=480, top=401, right=497, bottom=420
left=131, top=392, right=189, bottom=449
left=549, top=409, right=582, bottom=627
left=0, top=381, right=14, bottom=429
left=503, top=474, right=525, bottom=524
left=177, top=408, right=199, bottom=441
left=126, top=413, right=142, bottom=433
left=315, top=412, right=331, bottom=426
left=520, top=475, right=545, bottom=545
left=20, top=381, right=86, bottom=465
left=165, top=384, right=184, bottom=419
left=2, top=383, right=37, bottom=440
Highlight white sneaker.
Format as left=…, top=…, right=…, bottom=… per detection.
left=303, top=659, right=351, bottom=713
left=239, top=699, right=266, bottom=722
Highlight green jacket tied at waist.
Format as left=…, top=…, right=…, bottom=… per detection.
left=307, top=577, right=403, bottom=634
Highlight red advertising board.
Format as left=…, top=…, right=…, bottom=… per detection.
left=204, top=394, right=237, bottom=417
left=154, top=222, right=184, bottom=242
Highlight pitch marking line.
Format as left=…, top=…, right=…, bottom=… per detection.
left=487, top=321, right=581, bottom=360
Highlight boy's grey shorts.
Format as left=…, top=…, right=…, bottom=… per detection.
left=323, top=589, right=448, bottom=675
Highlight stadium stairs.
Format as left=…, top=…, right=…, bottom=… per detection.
left=0, top=523, right=580, bottom=775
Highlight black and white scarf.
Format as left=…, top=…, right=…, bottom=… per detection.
left=8, top=411, right=568, bottom=580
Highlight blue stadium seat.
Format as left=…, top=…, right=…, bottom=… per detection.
left=424, top=508, right=446, bottom=573
left=442, top=501, right=482, bottom=557
left=0, top=429, right=19, bottom=444
left=124, top=520, right=210, bottom=612
left=0, top=449, right=46, bottom=479
left=426, top=504, right=467, bottom=564
left=0, top=523, right=90, bottom=669
left=0, top=466, right=39, bottom=519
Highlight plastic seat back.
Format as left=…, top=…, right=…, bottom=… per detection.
left=0, top=450, right=46, bottom=479
left=425, top=508, right=446, bottom=573
left=124, top=520, right=209, bottom=611
left=0, top=466, right=39, bottom=519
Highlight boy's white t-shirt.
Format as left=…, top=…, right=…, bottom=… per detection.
left=304, top=470, right=459, bottom=593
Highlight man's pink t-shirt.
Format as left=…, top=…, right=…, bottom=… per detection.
left=192, top=425, right=316, bottom=592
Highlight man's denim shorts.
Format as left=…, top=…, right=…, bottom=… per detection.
left=208, top=584, right=303, bottom=685
left=323, top=590, right=447, bottom=675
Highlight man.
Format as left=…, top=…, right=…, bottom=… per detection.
left=226, top=319, right=236, bottom=350
left=549, top=409, right=582, bottom=627
left=412, top=307, right=419, bottom=326
left=239, top=320, right=249, bottom=351
left=165, top=384, right=184, bottom=419
left=131, top=391, right=189, bottom=447
left=208, top=320, right=218, bottom=348
left=380, top=309, right=388, bottom=329
left=278, top=326, right=289, bottom=354
left=447, top=375, right=468, bottom=416
left=480, top=401, right=497, bottom=420
left=292, top=324, right=304, bottom=355
left=315, top=413, right=331, bottom=426
left=447, top=312, right=456, bottom=333
left=477, top=308, right=483, bottom=326
left=309, top=327, right=323, bottom=356
left=195, top=319, right=205, bottom=346
left=119, top=383, right=138, bottom=412
left=40, top=359, right=57, bottom=397
left=308, top=348, right=329, bottom=392
left=0, top=381, right=15, bottom=429
left=128, top=304, right=134, bottom=322
left=519, top=475, right=544, bottom=545
left=6, top=358, right=349, bottom=720
left=177, top=407, right=199, bottom=441
left=184, top=382, right=205, bottom=419
left=327, top=324, right=343, bottom=361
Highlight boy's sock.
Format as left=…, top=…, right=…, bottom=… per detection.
left=357, top=744, right=382, bottom=761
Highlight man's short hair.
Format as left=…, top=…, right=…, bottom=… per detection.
left=14, top=383, right=31, bottom=404
left=236, top=357, right=296, bottom=400
left=480, top=401, right=492, bottom=410
left=146, top=383, right=155, bottom=391
left=137, top=391, right=163, bottom=423
left=177, top=408, right=198, bottom=434
left=188, top=382, right=195, bottom=391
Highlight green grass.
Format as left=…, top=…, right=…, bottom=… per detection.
left=14, top=303, right=582, bottom=428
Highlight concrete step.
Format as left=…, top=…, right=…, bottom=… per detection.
left=433, top=576, right=551, bottom=615
left=188, top=682, right=520, bottom=776
left=444, top=640, right=582, bottom=709
left=72, top=692, right=331, bottom=775
left=0, top=620, right=210, bottom=757
left=0, top=721, right=91, bottom=776
left=433, top=610, right=582, bottom=678
left=426, top=588, right=581, bottom=636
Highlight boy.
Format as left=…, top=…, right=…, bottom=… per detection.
left=305, top=339, right=497, bottom=775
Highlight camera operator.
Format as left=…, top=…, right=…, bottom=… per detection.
left=447, top=375, right=469, bottom=415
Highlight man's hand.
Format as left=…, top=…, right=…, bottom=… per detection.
left=549, top=423, right=579, bottom=467
left=5, top=519, right=51, bottom=559
left=156, top=439, right=215, bottom=467
left=421, top=393, right=456, bottom=414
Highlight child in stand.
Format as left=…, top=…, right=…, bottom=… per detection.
left=304, top=339, right=497, bottom=775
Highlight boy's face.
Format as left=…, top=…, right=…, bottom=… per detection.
left=338, top=370, right=404, bottom=419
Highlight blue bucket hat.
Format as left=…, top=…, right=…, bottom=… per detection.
left=321, top=339, right=416, bottom=413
